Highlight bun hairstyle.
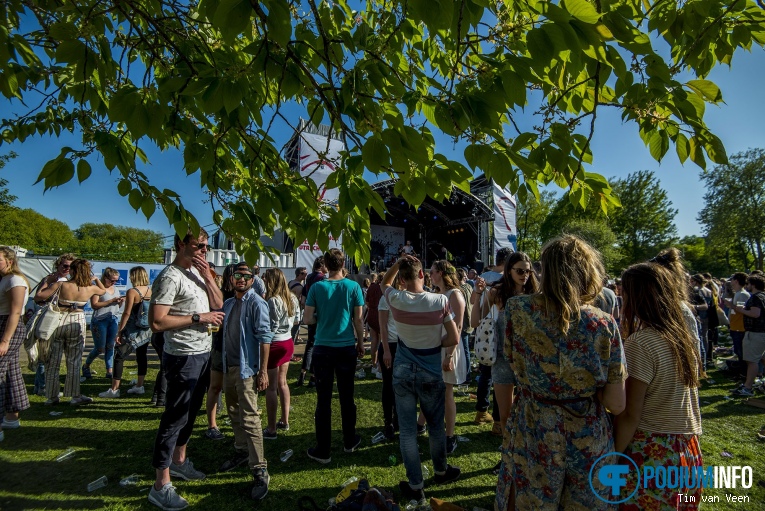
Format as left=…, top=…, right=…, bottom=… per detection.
left=650, top=248, right=691, bottom=302
left=432, top=260, right=460, bottom=290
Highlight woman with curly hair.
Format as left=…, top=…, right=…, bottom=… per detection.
left=497, top=236, right=626, bottom=510
left=262, top=268, right=300, bottom=439
left=615, top=261, right=703, bottom=510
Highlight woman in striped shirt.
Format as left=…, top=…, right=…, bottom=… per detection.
left=615, top=261, right=703, bottom=510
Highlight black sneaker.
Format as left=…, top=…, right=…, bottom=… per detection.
left=307, top=447, right=331, bottom=464
left=307, top=377, right=316, bottom=389
left=433, top=464, right=461, bottom=485
left=384, top=424, right=396, bottom=441
left=250, top=467, right=270, bottom=500
left=416, top=424, right=427, bottom=436
left=398, top=481, right=425, bottom=502
left=82, top=366, right=93, bottom=380
left=205, top=427, right=225, bottom=441
left=344, top=434, right=362, bottom=453
left=262, top=428, right=277, bottom=440
left=446, top=436, right=458, bottom=454
left=219, top=450, right=249, bottom=472
left=296, top=372, right=305, bottom=387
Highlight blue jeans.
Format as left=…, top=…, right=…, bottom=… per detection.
left=87, top=315, right=118, bottom=372
left=393, top=362, right=447, bottom=489
left=460, top=332, right=470, bottom=376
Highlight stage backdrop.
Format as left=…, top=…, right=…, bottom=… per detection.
left=370, top=225, right=406, bottom=260
left=493, top=183, right=517, bottom=256
left=296, top=131, right=345, bottom=268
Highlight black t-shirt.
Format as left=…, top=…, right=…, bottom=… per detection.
left=744, top=292, right=765, bottom=333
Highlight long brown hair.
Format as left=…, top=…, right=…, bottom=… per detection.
left=263, top=268, right=295, bottom=317
left=651, top=248, right=690, bottom=302
left=538, top=235, right=604, bottom=333
left=621, top=262, right=700, bottom=388
left=432, top=260, right=460, bottom=291
left=492, top=251, right=538, bottom=306
left=69, top=259, right=92, bottom=287
left=0, top=246, right=30, bottom=289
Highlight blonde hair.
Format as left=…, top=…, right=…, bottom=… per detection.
left=263, top=268, right=295, bottom=317
left=129, top=266, right=149, bottom=287
left=538, top=235, right=604, bottom=334
left=102, top=267, right=119, bottom=282
left=432, top=260, right=460, bottom=290
left=0, top=246, right=30, bottom=289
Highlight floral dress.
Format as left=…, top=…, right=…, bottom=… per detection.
left=496, top=294, right=627, bottom=511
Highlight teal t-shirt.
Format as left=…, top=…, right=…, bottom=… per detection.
left=306, top=278, right=365, bottom=347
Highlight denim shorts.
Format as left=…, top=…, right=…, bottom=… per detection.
left=491, top=348, right=515, bottom=385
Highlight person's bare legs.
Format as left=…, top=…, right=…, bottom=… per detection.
left=206, top=370, right=223, bottom=430
left=494, top=383, right=515, bottom=439
left=154, top=445, right=187, bottom=489
left=445, top=383, right=456, bottom=437
left=266, top=366, right=279, bottom=433
left=277, top=363, right=290, bottom=425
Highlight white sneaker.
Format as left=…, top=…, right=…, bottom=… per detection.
left=99, top=388, right=120, bottom=398
left=148, top=482, right=189, bottom=510
left=1, top=418, right=20, bottom=429
left=127, top=385, right=145, bottom=395
left=70, top=395, right=94, bottom=405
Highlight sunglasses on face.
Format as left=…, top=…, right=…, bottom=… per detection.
left=512, top=268, right=532, bottom=276
left=233, top=273, right=253, bottom=281
left=109, top=278, right=119, bottom=283
left=61, top=264, right=71, bottom=269
left=190, top=242, right=209, bottom=251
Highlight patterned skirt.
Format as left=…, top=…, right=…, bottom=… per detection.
left=620, top=430, right=703, bottom=510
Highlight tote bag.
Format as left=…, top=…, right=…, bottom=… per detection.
left=475, top=304, right=498, bottom=366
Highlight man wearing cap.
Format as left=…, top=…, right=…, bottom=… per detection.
left=218, top=262, right=273, bottom=500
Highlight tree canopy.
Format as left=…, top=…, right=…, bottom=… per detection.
left=2, top=0, right=764, bottom=262
left=609, top=169, right=677, bottom=263
left=698, top=148, right=765, bottom=271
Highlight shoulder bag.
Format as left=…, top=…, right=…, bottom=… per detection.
left=475, top=303, right=498, bottom=366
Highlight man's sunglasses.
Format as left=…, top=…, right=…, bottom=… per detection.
left=512, top=268, right=533, bottom=276
left=233, top=273, right=253, bottom=281
left=191, top=243, right=209, bottom=251
left=61, top=264, right=71, bottom=269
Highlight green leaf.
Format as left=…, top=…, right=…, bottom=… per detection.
left=265, top=0, right=292, bottom=46
left=77, top=159, right=91, bottom=183
left=564, top=0, right=601, bottom=24
left=686, top=79, right=722, bottom=103
left=117, top=179, right=132, bottom=197
left=361, top=136, right=390, bottom=173
left=141, top=195, right=156, bottom=220
left=128, top=189, right=143, bottom=211
left=648, top=130, right=669, bottom=162
left=676, top=133, right=689, bottom=164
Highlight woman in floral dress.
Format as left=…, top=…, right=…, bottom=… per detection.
left=497, top=235, right=627, bottom=510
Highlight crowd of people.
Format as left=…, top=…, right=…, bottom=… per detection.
left=0, top=229, right=763, bottom=510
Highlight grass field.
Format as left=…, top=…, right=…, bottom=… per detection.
left=1, top=347, right=764, bottom=511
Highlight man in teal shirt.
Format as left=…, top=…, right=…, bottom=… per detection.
left=303, top=248, right=365, bottom=464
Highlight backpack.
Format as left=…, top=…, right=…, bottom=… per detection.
left=475, top=303, right=498, bottom=366
left=134, top=288, right=150, bottom=329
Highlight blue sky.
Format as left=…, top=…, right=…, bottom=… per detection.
left=1, top=46, right=763, bottom=243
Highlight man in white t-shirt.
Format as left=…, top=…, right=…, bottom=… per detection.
left=725, top=272, right=751, bottom=363
left=381, top=255, right=461, bottom=503
left=148, top=228, right=224, bottom=511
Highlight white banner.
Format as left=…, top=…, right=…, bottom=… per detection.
left=299, top=132, right=344, bottom=204
left=493, top=183, right=517, bottom=255
left=296, top=234, right=343, bottom=270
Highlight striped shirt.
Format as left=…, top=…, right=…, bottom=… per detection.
left=624, top=328, right=702, bottom=435
left=385, top=287, right=454, bottom=378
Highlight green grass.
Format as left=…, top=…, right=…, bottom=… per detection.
left=1, top=351, right=764, bottom=510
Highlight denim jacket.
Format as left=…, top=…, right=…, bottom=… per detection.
left=221, top=289, right=274, bottom=379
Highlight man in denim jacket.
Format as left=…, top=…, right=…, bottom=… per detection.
left=219, top=262, right=274, bottom=500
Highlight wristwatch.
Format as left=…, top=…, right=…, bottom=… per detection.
left=192, top=313, right=200, bottom=323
